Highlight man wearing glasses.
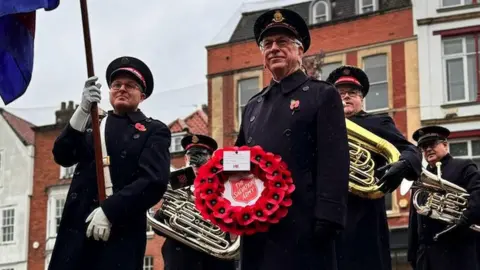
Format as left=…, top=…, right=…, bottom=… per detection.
left=407, top=125, right=480, bottom=270
left=235, top=8, right=350, bottom=270
left=48, top=56, right=171, bottom=270
left=326, top=66, right=422, bottom=270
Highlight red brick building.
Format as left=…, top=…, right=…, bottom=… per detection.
left=206, top=1, right=419, bottom=268
left=27, top=102, right=208, bottom=270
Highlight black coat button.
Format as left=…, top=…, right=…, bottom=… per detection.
left=133, top=134, right=140, bottom=139
left=250, top=116, right=256, bottom=122
left=302, top=86, right=309, bottom=91
left=146, top=119, right=152, bottom=123
left=283, top=129, right=292, bottom=136
left=257, top=97, right=263, bottom=103
left=86, top=128, right=92, bottom=133
left=247, top=137, right=252, bottom=144
left=120, top=150, right=127, bottom=158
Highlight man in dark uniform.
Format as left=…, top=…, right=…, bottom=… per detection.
left=48, top=56, right=171, bottom=270
left=155, top=134, right=236, bottom=270
left=235, top=8, right=350, bottom=270
left=407, top=125, right=480, bottom=270
left=326, top=65, right=422, bottom=270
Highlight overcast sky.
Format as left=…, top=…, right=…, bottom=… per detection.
left=1, top=0, right=307, bottom=126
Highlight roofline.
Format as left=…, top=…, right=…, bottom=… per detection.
left=0, top=108, right=35, bottom=146
left=32, top=123, right=64, bottom=132
left=205, top=5, right=412, bottom=50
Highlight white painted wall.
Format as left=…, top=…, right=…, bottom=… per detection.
left=414, top=0, right=480, bottom=121
left=0, top=115, right=34, bottom=270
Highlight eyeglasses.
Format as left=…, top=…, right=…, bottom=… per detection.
left=419, top=140, right=445, bottom=151
left=338, top=89, right=362, bottom=98
left=110, top=81, right=141, bottom=92
left=259, top=38, right=302, bottom=51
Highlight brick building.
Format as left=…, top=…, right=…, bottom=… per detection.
left=27, top=102, right=208, bottom=270
left=206, top=0, right=420, bottom=268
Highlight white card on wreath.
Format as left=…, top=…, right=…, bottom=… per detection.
left=223, top=150, right=251, bottom=171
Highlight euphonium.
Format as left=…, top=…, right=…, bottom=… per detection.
left=400, top=162, right=480, bottom=240
left=345, top=118, right=401, bottom=199
left=146, top=183, right=240, bottom=260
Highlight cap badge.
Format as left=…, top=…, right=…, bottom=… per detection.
left=418, top=130, right=424, bottom=136
left=272, top=10, right=285, bottom=23
left=343, top=69, right=350, bottom=75
left=121, top=57, right=129, bottom=64
left=192, top=135, right=199, bottom=144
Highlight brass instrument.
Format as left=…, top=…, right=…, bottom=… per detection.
left=346, top=119, right=401, bottom=199
left=400, top=162, right=480, bottom=240
left=146, top=184, right=240, bottom=260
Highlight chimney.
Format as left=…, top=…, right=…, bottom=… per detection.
left=55, top=100, right=77, bottom=125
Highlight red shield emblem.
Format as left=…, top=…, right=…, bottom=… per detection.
left=231, top=176, right=259, bottom=204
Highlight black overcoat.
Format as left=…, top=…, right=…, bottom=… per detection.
left=335, top=111, right=422, bottom=270
left=235, top=70, right=350, bottom=270
left=48, top=110, right=171, bottom=270
left=407, top=154, right=480, bottom=270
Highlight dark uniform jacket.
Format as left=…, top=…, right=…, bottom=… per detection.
left=235, top=70, right=350, bottom=270
left=408, top=154, right=480, bottom=270
left=336, top=111, right=422, bottom=270
left=48, top=110, right=171, bottom=270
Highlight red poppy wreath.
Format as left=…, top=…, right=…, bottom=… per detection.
left=193, top=145, right=295, bottom=235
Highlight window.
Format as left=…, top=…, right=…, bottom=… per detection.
left=449, top=139, right=480, bottom=167
left=143, top=256, right=154, bottom=270
left=1, top=208, right=15, bottom=243
left=0, top=149, right=4, bottom=187
left=391, top=250, right=409, bottom=270
left=169, top=134, right=184, bottom=153
left=320, top=61, right=342, bottom=80
left=441, top=0, right=473, bottom=8
left=47, top=195, right=67, bottom=237
left=363, top=54, right=388, bottom=111
left=238, top=77, right=260, bottom=122
left=359, top=0, right=377, bottom=14
left=442, top=35, right=479, bottom=103
left=60, top=164, right=76, bottom=179
left=311, top=1, right=330, bottom=24
left=54, top=199, right=65, bottom=234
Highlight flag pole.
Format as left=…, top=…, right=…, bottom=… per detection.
left=79, top=0, right=106, bottom=202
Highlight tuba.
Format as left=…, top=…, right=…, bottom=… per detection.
left=345, top=118, right=401, bottom=199
left=400, top=162, right=480, bottom=240
left=146, top=182, right=240, bottom=260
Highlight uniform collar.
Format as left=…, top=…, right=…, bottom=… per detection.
left=108, top=109, right=147, bottom=123
left=263, top=69, right=309, bottom=96
left=427, top=154, right=452, bottom=171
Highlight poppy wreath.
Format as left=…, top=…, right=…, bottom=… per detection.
left=193, top=145, right=295, bottom=235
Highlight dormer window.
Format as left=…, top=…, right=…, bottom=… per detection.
left=310, top=0, right=331, bottom=24
left=358, top=0, right=378, bottom=14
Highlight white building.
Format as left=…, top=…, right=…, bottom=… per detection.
left=0, top=109, right=35, bottom=270
left=414, top=0, right=480, bottom=165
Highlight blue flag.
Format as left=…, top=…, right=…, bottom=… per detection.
left=0, top=0, right=60, bottom=105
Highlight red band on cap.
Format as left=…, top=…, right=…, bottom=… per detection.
left=115, top=67, right=146, bottom=88
left=335, top=76, right=361, bottom=87
left=186, top=143, right=213, bottom=152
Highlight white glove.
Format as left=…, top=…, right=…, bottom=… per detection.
left=80, top=76, right=102, bottom=113
left=86, top=207, right=111, bottom=241
left=69, top=76, right=102, bottom=132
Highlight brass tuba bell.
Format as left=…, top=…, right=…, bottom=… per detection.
left=345, top=118, right=401, bottom=199
left=400, top=162, right=480, bottom=240
left=146, top=169, right=240, bottom=260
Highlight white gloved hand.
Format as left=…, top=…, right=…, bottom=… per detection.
left=69, top=76, right=102, bottom=132
left=80, top=76, right=102, bottom=113
left=86, top=207, right=111, bottom=241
